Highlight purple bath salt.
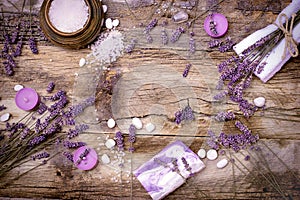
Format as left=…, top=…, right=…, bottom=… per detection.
left=134, top=140, right=205, bottom=200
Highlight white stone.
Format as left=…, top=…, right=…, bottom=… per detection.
left=207, top=149, right=218, bottom=160
left=0, top=113, right=10, bottom=122
left=101, top=154, right=110, bottom=164
left=173, top=11, right=189, bottom=23
left=217, top=158, right=228, bottom=169
left=132, top=117, right=143, bottom=129
left=105, top=18, right=113, bottom=29
left=253, top=97, right=266, bottom=107
left=49, top=59, right=53, bottom=62
left=14, top=84, right=24, bottom=91
left=107, top=118, right=116, bottom=128
left=145, top=123, right=155, bottom=133
left=79, top=58, right=86, bottom=67
left=105, top=139, right=116, bottom=149
left=197, top=148, right=206, bottom=159
left=112, top=19, right=120, bottom=27
left=102, top=5, right=107, bottom=13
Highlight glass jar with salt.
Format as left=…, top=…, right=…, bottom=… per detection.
left=40, top=0, right=104, bottom=49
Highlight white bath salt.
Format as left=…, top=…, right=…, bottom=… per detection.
left=0, top=113, right=10, bottom=122
left=48, top=0, right=89, bottom=33
left=105, top=138, right=116, bottom=149
left=79, top=58, right=86, bottom=67
left=102, top=5, right=108, bottom=13
left=145, top=122, right=155, bottom=133
left=197, top=148, right=206, bottom=159
left=101, top=154, right=110, bottom=164
left=89, top=30, right=124, bottom=64
left=217, top=159, right=228, bottom=169
left=14, top=84, right=24, bottom=91
left=105, top=18, right=113, bottom=29
left=112, top=19, right=120, bottom=27
left=207, top=149, right=218, bottom=160
left=253, top=97, right=266, bottom=107
left=107, top=118, right=116, bottom=128
left=132, top=117, right=143, bottom=129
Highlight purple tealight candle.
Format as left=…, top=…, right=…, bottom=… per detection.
left=204, top=13, right=228, bottom=38
left=73, top=146, right=98, bottom=170
left=15, top=88, right=39, bottom=111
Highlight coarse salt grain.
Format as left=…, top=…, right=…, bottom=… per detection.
left=132, top=117, right=143, bottom=129
left=253, top=97, right=266, bottom=107
left=105, top=139, right=116, bottom=149
left=79, top=58, right=86, bottom=67
left=112, top=19, right=120, bottom=27
left=48, top=0, right=89, bottom=33
left=0, top=113, right=10, bottom=122
left=102, top=5, right=108, bottom=13
left=107, top=118, right=116, bottom=128
left=197, top=148, right=206, bottom=159
left=217, top=158, right=228, bottom=169
left=105, top=18, right=113, bottom=29
left=101, top=154, right=110, bottom=164
left=14, top=84, right=24, bottom=91
left=207, top=149, right=218, bottom=160
left=145, top=123, right=155, bottom=133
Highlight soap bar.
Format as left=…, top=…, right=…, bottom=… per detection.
left=134, top=140, right=205, bottom=200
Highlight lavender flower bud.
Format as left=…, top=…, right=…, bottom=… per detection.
left=170, top=27, right=185, bottom=43
left=46, top=81, right=55, bottom=93
left=28, top=37, right=38, bottom=54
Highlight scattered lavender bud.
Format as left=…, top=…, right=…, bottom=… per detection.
left=170, top=27, right=185, bottom=43
left=63, top=141, right=86, bottom=148
left=208, top=39, right=221, bottom=48
left=0, top=105, right=6, bottom=111
left=189, top=37, right=196, bottom=54
left=244, top=155, right=250, bottom=161
left=183, top=63, right=192, bottom=77
left=219, top=37, right=235, bottom=52
left=125, top=39, right=137, bottom=53
left=63, top=151, right=74, bottom=163
left=144, top=18, right=158, bottom=34
left=28, top=37, right=38, bottom=54
left=115, top=131, right=124, bottom=151
left=146, top=33, right=153, bottom=43
left=46, top=81, right=55, bottom=93
left=161, top=29, right=168, bottom=45
left=32, top=151, right=50, bottom=161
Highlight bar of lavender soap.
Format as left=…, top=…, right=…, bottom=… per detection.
left=134, top=140, right=205, bottom=200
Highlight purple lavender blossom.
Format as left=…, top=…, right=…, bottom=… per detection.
left=115, top=131, right=124, bottom=151
left=63, top=141, right=86, bottom=148
left=31, top=151, right=50, bottom=161
left=13, top=36, right=23, bottom=57
left=67, top=124, right=89, bottom=139
left=28, top=37, right=38, bottom=54
left=0, top=105, right=6, bottom=111
left=20, top=127, right=31, bottom=140
left=244, top=155, right=250, bottom=161
left=144, top=19, right=158, bottom=34
left=183, top=64, right=192, bottom=77
left=128, top=124, right=136, bottom=143
left=125, top=39, right=137, bottom=53
left=219, top=37, right=235, bottom=53
left=161, top=29, right=168, bottom=45
left=49, top=90, right=66, bottom=101
left=146, top=33, right=153, bottom=43
left=208, top=39, right=221, bottom=48
left=46, top=81, right=55, bottom=93
left=170, top=27, right=185, bottom=43
left=37, top=102, right=47, bottom=115
left=175, top=105, right=195, bottom=124
left=28, top=135, right=46, bottom=147
left=214, top=111, right=235, bottom=122
left=189, top=37, right=196, bottom=54
left=63, top=151, right=74, bottom=163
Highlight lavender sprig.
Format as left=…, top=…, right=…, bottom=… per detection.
left=170, top=27, right=185, bottom=43
left=31, top=151, right=50, bottom=161
left=144, top=19, right=158, bottom=34
left=183, top=64, right=192, bottom=77
left=28, top=37, right=38, bottom=54
left=46, top=81, right=55, bottom=93
left=128, top=124, right=136, bottom=152
left=115, top=131, right=124, bottom=151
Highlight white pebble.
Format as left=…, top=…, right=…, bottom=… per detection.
left=49, top=59, right=53, bottom=62
left=101, top=154, right=110, bottom=164
left=253, top=97, right=265, bottom=107
left=0, top=113, right=10, bottom=122
left=107, top=118, right=116, bottom=128
left=102, top=5, right=108, bottom=13
left=132, top=117, right=143, bottom=129
left=105, top=18, right=113, bottom=29
left=145, top=123, right=155, bottom=133
left=207, top=149, right=218, bottom=160
left=197, top=148, right=206, bottom=159
left=14, top=84, right=24, bottom=91
left=105, top=139, right=116, bottom=149
left=112, top=19, right=120, bottom=27
left=79, top=58, right=86, bottom=67
left=217, top=158, right=228, bottom=169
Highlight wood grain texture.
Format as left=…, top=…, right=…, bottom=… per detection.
left=0, top=0, right=299, bottom=199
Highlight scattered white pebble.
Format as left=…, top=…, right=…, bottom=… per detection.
left=132, top=117, right=143, bottom=129
left=0, top=113, right=10, bottom=122
left=79, top=58, right=86, bottom=67
left=253, top=97, right=266, bottom=107
left=112, top=19, right=120, bottom=27
left=102, top=5, right=108, bottom=13
left=217, top=158, right=228, bottom=169
left=14, top=84, right=24, bottom=92
left=197, top=148, right=206, bottom=159
left=74, top=73, right=79, bottom=76
left=101, top=154, right=110, bottom=164
left=107, top=118, right=116, bottom=128
left=105, top=18, right=113, bottom=29
left=207, top=149, right=218, bottom=160
left=49, top=59, right=53, bottom=62
left=105, top=138, right=116, bottom=149
left=145, top=123, right=155, bottom=133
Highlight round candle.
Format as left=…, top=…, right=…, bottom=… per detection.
left=204, top=13, right=228, bottom=38
left=73, top=146, right=98, bottom=170
left=48, top=0, right=89, bottom=33
left=15, top=88, right=39, bottom=111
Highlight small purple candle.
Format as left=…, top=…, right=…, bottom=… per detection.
left=15, top=88, right=39, bottom=111
left=73, top=146, right=98, bottom=170
left=204, top=13, right=228, bottom=38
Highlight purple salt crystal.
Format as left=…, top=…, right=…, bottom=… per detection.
left=134, top=140, right=205, bottom=200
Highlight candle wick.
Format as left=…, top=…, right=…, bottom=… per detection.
left=24, top=97, right=29, bottom=103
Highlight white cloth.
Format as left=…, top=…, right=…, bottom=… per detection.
left=233, top=0, right=300, bottom=83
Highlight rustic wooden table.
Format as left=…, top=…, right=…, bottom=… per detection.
left=0, top=0, right=299, bottom=199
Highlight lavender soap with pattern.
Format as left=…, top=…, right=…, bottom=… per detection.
left=134, top=140, right=205, bottom=200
